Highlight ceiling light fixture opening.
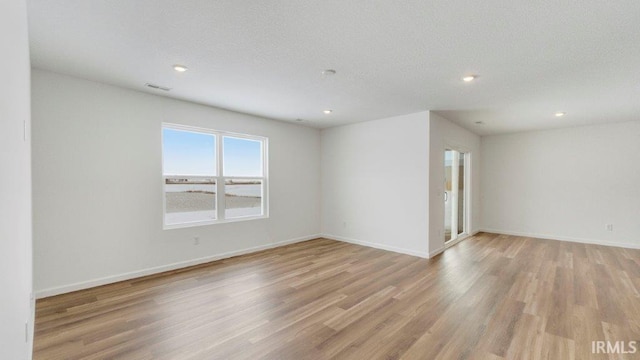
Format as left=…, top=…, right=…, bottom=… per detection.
left=322, top=69, right=336, bottom=76
left=475, top=121, right=484, bottom=125
left=173, top=64, right=188, bottom=72
left=145, top=83, right=171, bottom=91
left=323, top=110, right=333, bottom=114
left=555, top=112, right=566, bottom=117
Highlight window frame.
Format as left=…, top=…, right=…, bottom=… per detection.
left=162, top=123, right=269, bottom=229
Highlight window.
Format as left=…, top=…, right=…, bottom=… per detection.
left=162, top=124, right=267, bottom=228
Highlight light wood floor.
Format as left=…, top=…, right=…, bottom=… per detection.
left=34, top=233, right=640, bottom=359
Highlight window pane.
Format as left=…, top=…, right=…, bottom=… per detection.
left=223, top=136, right=262, bottom=177
left=163, top=128, right=216, bottom=176
left=165, top=177, right=216, bottom=225
left=225, top=179, right=262, bottom=218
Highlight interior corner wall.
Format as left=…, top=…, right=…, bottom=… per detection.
left=31, top=69, right=321, bottom=297
left=320, top=112, right=430, bottom=257
left=481, top=121, right=640, bottom=248
left=428, top=112, right=482, bottom=256
left=0, top=0, right=34, bottom=358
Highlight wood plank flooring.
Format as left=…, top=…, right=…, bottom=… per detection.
left=34, top=233, right=640, bottom=359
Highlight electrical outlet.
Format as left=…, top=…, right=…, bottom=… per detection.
left=605, top=224, right=613, bottom=232
left=194, top=236, right=200, bottom=245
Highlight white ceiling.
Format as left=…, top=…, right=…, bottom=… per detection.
left=27, top=0, right=640, bottom=134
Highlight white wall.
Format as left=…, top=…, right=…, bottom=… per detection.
left=0, top=0, right=34, bottom=358
left=32, top=70, right=321, bottom=296
left=428, top=112, right=482, bottom=255
left=321, top=112, right=430, bottom=257
left=481, top=121, right=640, bottom=248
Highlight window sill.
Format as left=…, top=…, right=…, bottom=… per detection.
left=163, top=215, right=269, bottom=230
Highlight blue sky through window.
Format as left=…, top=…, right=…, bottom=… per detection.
left=162, top=128, right=216, bottom=175
left=163, top=128, right=263, bottom=177
left=223, top=136, right=262, bottom=177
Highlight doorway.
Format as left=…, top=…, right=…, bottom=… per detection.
left=444, top=149, right=467, bottom=242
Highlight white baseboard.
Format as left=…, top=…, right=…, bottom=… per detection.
left=47, top=229, right=628, bottom=299
left=35, top=234, right=321, bottom=299
left=321, top=233, right=429, bottom=258
left=480, top=228, right=640, bottom=250
left=429, top=247, right=445, bottom=258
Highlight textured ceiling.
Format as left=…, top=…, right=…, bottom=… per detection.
left=27, top=0, right=640, bottom=134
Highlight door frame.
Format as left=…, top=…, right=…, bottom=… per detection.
left=443, top=144, right=471, bottom=248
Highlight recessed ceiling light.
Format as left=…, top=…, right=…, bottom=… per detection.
left=555, top=112, right=566, bottom=117
left=295, top=118, right=304, bottom=122
left=475, top=121, right=484, bottom=125
left=462, top=75, right=476, bottom=82
left=322, top=69, right=336, bottom=76
left=173, top=64, right=188, bottom=72
left=323, top=110, right=333, bottom=114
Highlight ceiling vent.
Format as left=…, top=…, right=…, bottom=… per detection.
left=145, top=83, right=171, bottom=91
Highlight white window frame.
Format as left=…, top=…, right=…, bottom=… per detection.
left=162, top=123, right=269, bottom=229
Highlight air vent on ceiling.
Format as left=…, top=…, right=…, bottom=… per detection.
left=145, top=83, right=171, bottom=91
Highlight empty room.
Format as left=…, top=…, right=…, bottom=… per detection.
left=2, top=0, right=640, bottom=359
